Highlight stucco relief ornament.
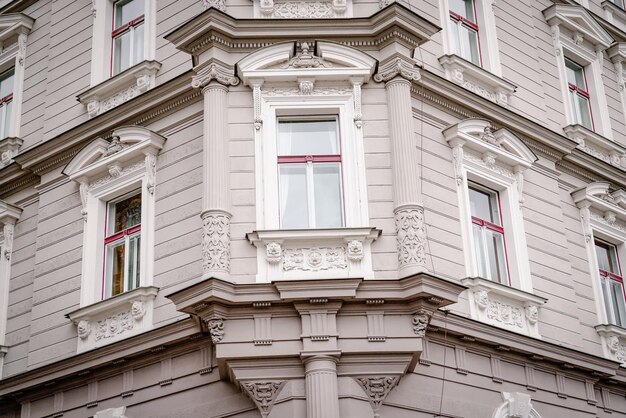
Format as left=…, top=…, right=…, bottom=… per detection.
left=265, top=241, right=282, bottom=264
left=395, top=206, right=427, bottom=269
left=282, top=247, right=347, bottom=271
left=17, top=34, right=26, bottom=66
left=607, top=335, right=620, bottom=354
left=201, top=211, right=231, bottom=273
left=77, top=320, right=91, bottom=340
left=145, top=153, right=157, bottom=195
left=108, top=162, right=123, bottom=178
left=241, top=381, right=286, bottom=418
left=272, top=2, right=335, bottom=18
left=605, top=211, right=617, bottom=225
left=104, top=135, right=124, bottom=156
left=347, top=240, right=364, bottom=261
left=191, top=64, right=239, bottom=88
left=525, top=305, right=538, bottom=325
left=201, top=0, right=226, bottom=12
left=373, top=58, right=421, bottom=83
left=573, top=32, right=584, bottom=46
left=206, top=317, right=225, bottom=344
left=130, top=300, right=146, bottom=320
left=412, top=309, right=431, bottom=337
left=501, top=392, right=533, bottom=418
left=355, top=376, right=400, bottom=418
left=3, top=223, right=13, bottom=261
left=475, top=290, right=489, bottom=310
left=95, top=311, right=134, bottom=341
left=487, top=300, right=524, bottom=328
left=481, top=125, right=501, bottom=147
left=281, top=42, right=331, bottom=69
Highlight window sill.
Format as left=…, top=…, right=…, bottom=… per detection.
left=246, top=227, right=381, bottom=282
left=563, top=124, right=626, bottom=168
left=438, top=54, right=516, bottom=107
left=67, top=286, right=158, bottom=353
left=461, top=276, right=547, bottom=338
left=77, top=60, right=161, bottom=118
left=595, top=324, right=626, bottom=365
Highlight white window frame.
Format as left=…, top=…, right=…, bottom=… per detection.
left=439, top=0, right=501, bottom=74
left=90, top=0, right=156, bottom=86
left=238, top=41, right=381, bottom=282
left=63, top=126, right=164, bottom=352
left=444, top=119, right=545, bottom=338
left=111, top=0, right=146, bottom=76
left=572, top=182, right=626, bottom=365
left=544, top=4, right=614, bottom=139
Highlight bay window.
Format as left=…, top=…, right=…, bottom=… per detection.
left=469, top=183, right=509, bottom=284
left=104, top=192, right=142, bottom=298
left=0, top=69, right=14, bottom=140
left=564, top=58, right=594, bottom=131
left=448, top=0, right=481, bottom=66
left=595, top=239, right=626, bottom=328
left=112, top=0, right=145, bottom=75
left=277, top=118, right=343, bottom=229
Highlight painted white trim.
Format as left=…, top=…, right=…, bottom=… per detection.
left=608, top=43, right=626, bottom=130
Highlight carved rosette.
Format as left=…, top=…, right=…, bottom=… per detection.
left=355, top=376, right=399, bottom=418
left=394, top=206, right=427, bottom=271
left=192, top=64, right=239, bottom=89
left=373, top=58, right=420, bottom=83
left=95, top=311, right=135, bottom=341
left=206, top=317, right=225, bottom=344
left=240, top=381, right=286, bottom=418
left=201, top=210, right=231, bottom=274
left=282, top=247, right=347, bottom=271
left=412, top=309, right=431, bottom=337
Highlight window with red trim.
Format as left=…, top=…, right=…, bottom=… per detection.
left=112, top=0, right=144, bottom=76
left=595, top=239, right=626, bottom=327
left=448, top=0, right=481, bottom=66
left=469, top=183, right=509, bottom=284
left=0, top=69, right=14, bottom=140
left=564, top=58, right=594, bottom=131
left=277, top=118, right=344, bottom=229
left=104, top=192, right=141, bottom=298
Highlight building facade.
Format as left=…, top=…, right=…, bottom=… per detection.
left=0, top=0, right=624, bottom=416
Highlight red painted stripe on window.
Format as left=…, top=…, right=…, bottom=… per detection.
left=277, top=155, right=342, bottom=163
left=112, top=15, right=144, bottom=37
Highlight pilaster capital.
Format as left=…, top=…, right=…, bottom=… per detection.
left=374, top=57, right=421, bottom=84
left=192, top=62, right=240, bottom=90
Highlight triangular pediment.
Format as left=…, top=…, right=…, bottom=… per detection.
left=63, top=138, right=110, bottom=177
left=0, top=13, right=34, bottom=42
left=543, top=4, right=613, bottom=49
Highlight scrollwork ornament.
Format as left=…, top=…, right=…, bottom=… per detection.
left=374, top=58, right=420, bottom=83
left=3, top=223, right=13, bottom=261
left=395, top=206, right=427, bottom=270
left=17, top=34, right=26, bottom=66
left=412, top=309, right=431, bottom=337
left=202, top=0, right=226, bottom=12
left=201, top=211, right=231, bottom=274
left=352, top=81, right=363, bottom=128
left=241, top=381, right=286, bottom=418
left=206, top=317, right=225, bottom=344
left=145, top=153, right=157, bottom=195
left=579, top=205, right=592, bottom=243
left=355, top=376, right=399, bottom=418
left=281, top=42, right=330, bottom=69
left=451, top=145, right=464, bottom=186
left=192, top=64, right=239, bottom=89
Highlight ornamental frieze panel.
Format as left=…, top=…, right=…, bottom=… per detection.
left=251, top=0, right=350, bottom=18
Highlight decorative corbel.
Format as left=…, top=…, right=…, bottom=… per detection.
left=3, top=223, right=13, bottom=261
left=350, top=79, right=363, bottom=128
left=373, top=57, right=421, bottom=83
left=450, top=140, right=465, bottom=186
left=201, top=0, right=226, bottom=12
left=578, top=202, right=593, bottom=244
left=17, top=33, right=27, bottom=66
left=79, top=179, right=89, bottom=222
left=412, top=308, right=432, bottom=337
left=191, top=63, right=240, bottom=89
left=550, top=25, right=562, bottom=57
left=240, top=381, right=286, bottom=418
left=205, top=316, right=225, bottom=344
left=250, top=79, right=264, bottom=131
left=596, top=46, right=604, bottom=74
left=354, top=376, right=400, bottom=418
left=514, top=165, right=525, bottom=208
left=259, top=0, right=274, bottom=15
left=145, top=153, right=157, bottom=195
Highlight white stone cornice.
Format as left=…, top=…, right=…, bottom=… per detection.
left=543, top=4, right=613, bottom=51
left=564, top=124, right=626, bottom=168
left=438, top=54, right=516, bottom=107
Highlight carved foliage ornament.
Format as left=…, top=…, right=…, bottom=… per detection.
left=282, top=246, right=347, bottom=271
left=374, top=58, right=421, bottom=83
left=202, top=0, right=226, bottom=12
left=3, top=223, right=13, bottom=261
left=355, top=376, right=400, bottom=418
left=206, top=317, right=225, bottom=344
left=281, top=42, right=331, bottom=69
left=191, top=64, right=239, bottom=89
left=241, top=381, right=286, bottom=418
left=201, top=211, right=231, bottom=273
left=395, top=206, right=427, bottom=269
left=607, top=335, right=626, bottom=364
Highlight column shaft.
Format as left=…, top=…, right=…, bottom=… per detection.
left=304, top=357, right=340, bottom=418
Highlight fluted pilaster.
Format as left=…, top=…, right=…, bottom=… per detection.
left=200, top=82, right=232, bottom=278
left=381, top=67, right=428, bottom=277
left=304, top=356, right=340, bottom=418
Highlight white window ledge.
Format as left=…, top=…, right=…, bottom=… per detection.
left=595, top=324, right=626, bottom=365
left=438, top=54, right=516, bottom=107
left=461, top=277, right=547, bottom=338
left=67, top=286, right=158, bottom=353
left=602, top=1, right=626, bottom=34
left=563, top=124, right=626, bottom=168
left=247, top=227, right=381, bottom=282
left=77, top=60, right=161, bottom=118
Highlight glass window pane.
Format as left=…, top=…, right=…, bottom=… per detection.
left=0, top=70, right=14, bottom=98
left=132, top=24, right=145, bottom=66
left=565, top=59, right=586, bottom=89
left=609, top=280, right=626, bottom=327
left=313, top=163, right=343, bottom=228
left=486, top=230, right=508, bottom=284
left=278, top=119, right=338, bottom=156
left=449, top=0, right=475, bottom=21
left=110, top=193, right=142, bottom=234
left=448, top=19, right=461, bottom=56
left=576, top=95, right=593, bottom=130
left=105, top=240, right=125, bottom=297
left=3, top=100, right=12, bottom=139
left=473, top=223, right=487, bottom=277
left=595, top=241, right=619, bottom=274
left=469, top=186, right=498, bottom=223
left=460, top=26, right=480, bottom=65
left=279, top=164, right=309, bottom=228
left=115, top=0, right=144, bottom=28
left=127, top=234, right=141, bottom=291
left=113, top=31, right=131, bottom=75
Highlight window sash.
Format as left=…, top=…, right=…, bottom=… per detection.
left=449, top=16, right=481, bottom=66
left=111, top=16, right=144, bottom=75
left=104, top=230, right=141, bottom=298
left=600, top=273, right=626, bottom=328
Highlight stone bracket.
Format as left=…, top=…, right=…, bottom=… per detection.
left=354, top=376, right=400, bottom=418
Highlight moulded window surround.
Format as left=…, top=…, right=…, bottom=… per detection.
left=608, top=43, right=626, bottom=127
left=444, top=118, right=544, bottom=338
left=238, top=41, right=381, bottom=282
left=603, top=1, right=626, bottom=34
left=112, top=0, right=145, bottom=76
left=572, top=181, right=626, bottom=365
left=63, top=126, right=165, bottom=352
left=543, top=4, right=614, bottom=142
